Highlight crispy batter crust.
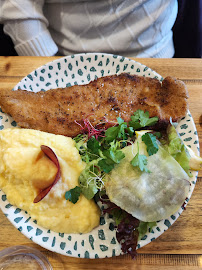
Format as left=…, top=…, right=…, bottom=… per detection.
left=0, top=73, right=188, bottom=137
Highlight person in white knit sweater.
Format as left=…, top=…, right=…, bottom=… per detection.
left=0, top=0, right=178, bottom=57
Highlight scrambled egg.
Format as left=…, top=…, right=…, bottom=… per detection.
left=0, top=128, right=100, bottom=233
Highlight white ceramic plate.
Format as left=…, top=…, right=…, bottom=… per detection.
left=0, top=53, right=199, bottom=258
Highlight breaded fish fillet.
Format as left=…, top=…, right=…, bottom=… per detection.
left=0, top=73, right=188, bottom=137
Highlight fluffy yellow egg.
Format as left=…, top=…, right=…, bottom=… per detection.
left=0, top=128, right=100, bottom=234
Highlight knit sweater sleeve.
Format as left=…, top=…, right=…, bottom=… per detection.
left=0, top=0, right=58, bottom=56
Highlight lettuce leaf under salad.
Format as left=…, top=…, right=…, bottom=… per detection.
left=163, top=124, right=192, bottom=176
left=65, top=109, right=201, bottom=258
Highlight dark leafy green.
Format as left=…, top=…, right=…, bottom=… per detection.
left=110, top=208, right=128, bottom=226
left=87, top=137, right=100, bottom=155
left=137, top=221, right=157, bottom=240
left=129, top=110, right=158, bottom=130
left=98, top=158, right=115, bottom=173
left=65, top=186, right=81, bottom=204
left=98, top=141, right=125, bottom=173
left=105, top=117, right=128, bottom=142
left=78, top=138, right=125, bottom=199
left=142, top=133, right=159, bottom=156
left=72, top=109, right=160, bottom=201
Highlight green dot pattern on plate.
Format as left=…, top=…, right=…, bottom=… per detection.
left=0, top=53, right=199, bottom=259
left=27, top=226, right=33, bottom=232
left=14, top=208, right=21, bottom=214
left=89, top=235, right=94, bottom=250
left=111, top=237, right=116, bottom=244
left=5, top=203, right=12, bottom=208
left=100, top=245, right=108, bottom=252
left=109, top=223, right=115, bottom=231
left=164, top=219, right=171, bottom=228
left=141, top=235, right=147, bottom=241
left=98, top=229, right=105, bottom=240
left=84, top=251, right=89, bottom=258
left=68, top=236, right=72, bottom=241
left=25, top=217, right=31, bottom=223
left=2, top=195, right=6, bottom=201
left=60, top=242, right=66, bottom=250
left=36, top=228, right=43, bottom=236
left=52, top=237, right=56, bottom=247
left=14, top=217, right=23, bottom=223
left=43, top=237, right=49, bottom=242
left=74, top=241, right=77, bottom=251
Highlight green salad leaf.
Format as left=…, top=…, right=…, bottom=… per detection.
left=103, top=147, right=125, bottom=164
left=79, top=161, right=102, bottom=200
left=78, top=137, right=125, bottom=199
left=174, top=145, right=191, bottom=176
left=130, top=142, right=150, bottom=173
left=86, top=137, right=101, bottom=160
left=137, top=221, right=157, bottom=240
left=72, top=109, right=161, bottom=202
left=142, top=133, right=159, bottom=156
left=98, top=141, right=125, bottom=173
left=166, top=125, right=191, bottom=176
left=129, top=110, right=158, bottom=130
left=65, top=186, right=81, bottom=204
left=98, top=158, right=115, bottom=173
left=131, top=153, right=150, bottom=173
left=73, top=134, right=90, bottom=163
left=110, top=208, right=128, bottom=226
left=105, top=117, right=128, bottom=142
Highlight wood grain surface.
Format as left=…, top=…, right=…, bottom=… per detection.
left=0, top=56, right=201, bottom=269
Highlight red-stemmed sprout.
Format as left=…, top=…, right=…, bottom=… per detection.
left=74, top=116, right=105, bottom=139
left=74, top=115, right=118, bottom=139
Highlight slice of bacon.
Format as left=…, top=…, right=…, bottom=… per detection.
left=33, top=145, right=61, bottom=203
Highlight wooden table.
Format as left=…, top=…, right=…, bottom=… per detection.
left=0, top=57, right=202, bottom=269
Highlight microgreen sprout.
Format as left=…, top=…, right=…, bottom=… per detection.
left=86, top=170, right=105, bottom=190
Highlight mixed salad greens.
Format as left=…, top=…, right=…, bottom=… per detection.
left=68, top=110, right=160, bottom=199
left=64, top=109, right=200, bottom=258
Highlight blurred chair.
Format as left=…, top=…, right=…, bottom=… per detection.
left=0, top=24, right=17, bottom=55
left=173, top=0, right=202, bottom=58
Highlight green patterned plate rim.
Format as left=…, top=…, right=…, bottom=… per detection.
left=0, top=53, right=199, bottom=259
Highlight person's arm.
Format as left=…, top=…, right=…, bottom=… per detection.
left=0, top=0, right=58, bottom=56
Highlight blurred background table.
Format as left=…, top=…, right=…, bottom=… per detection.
left=0, top=57, right=202, bottom=269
